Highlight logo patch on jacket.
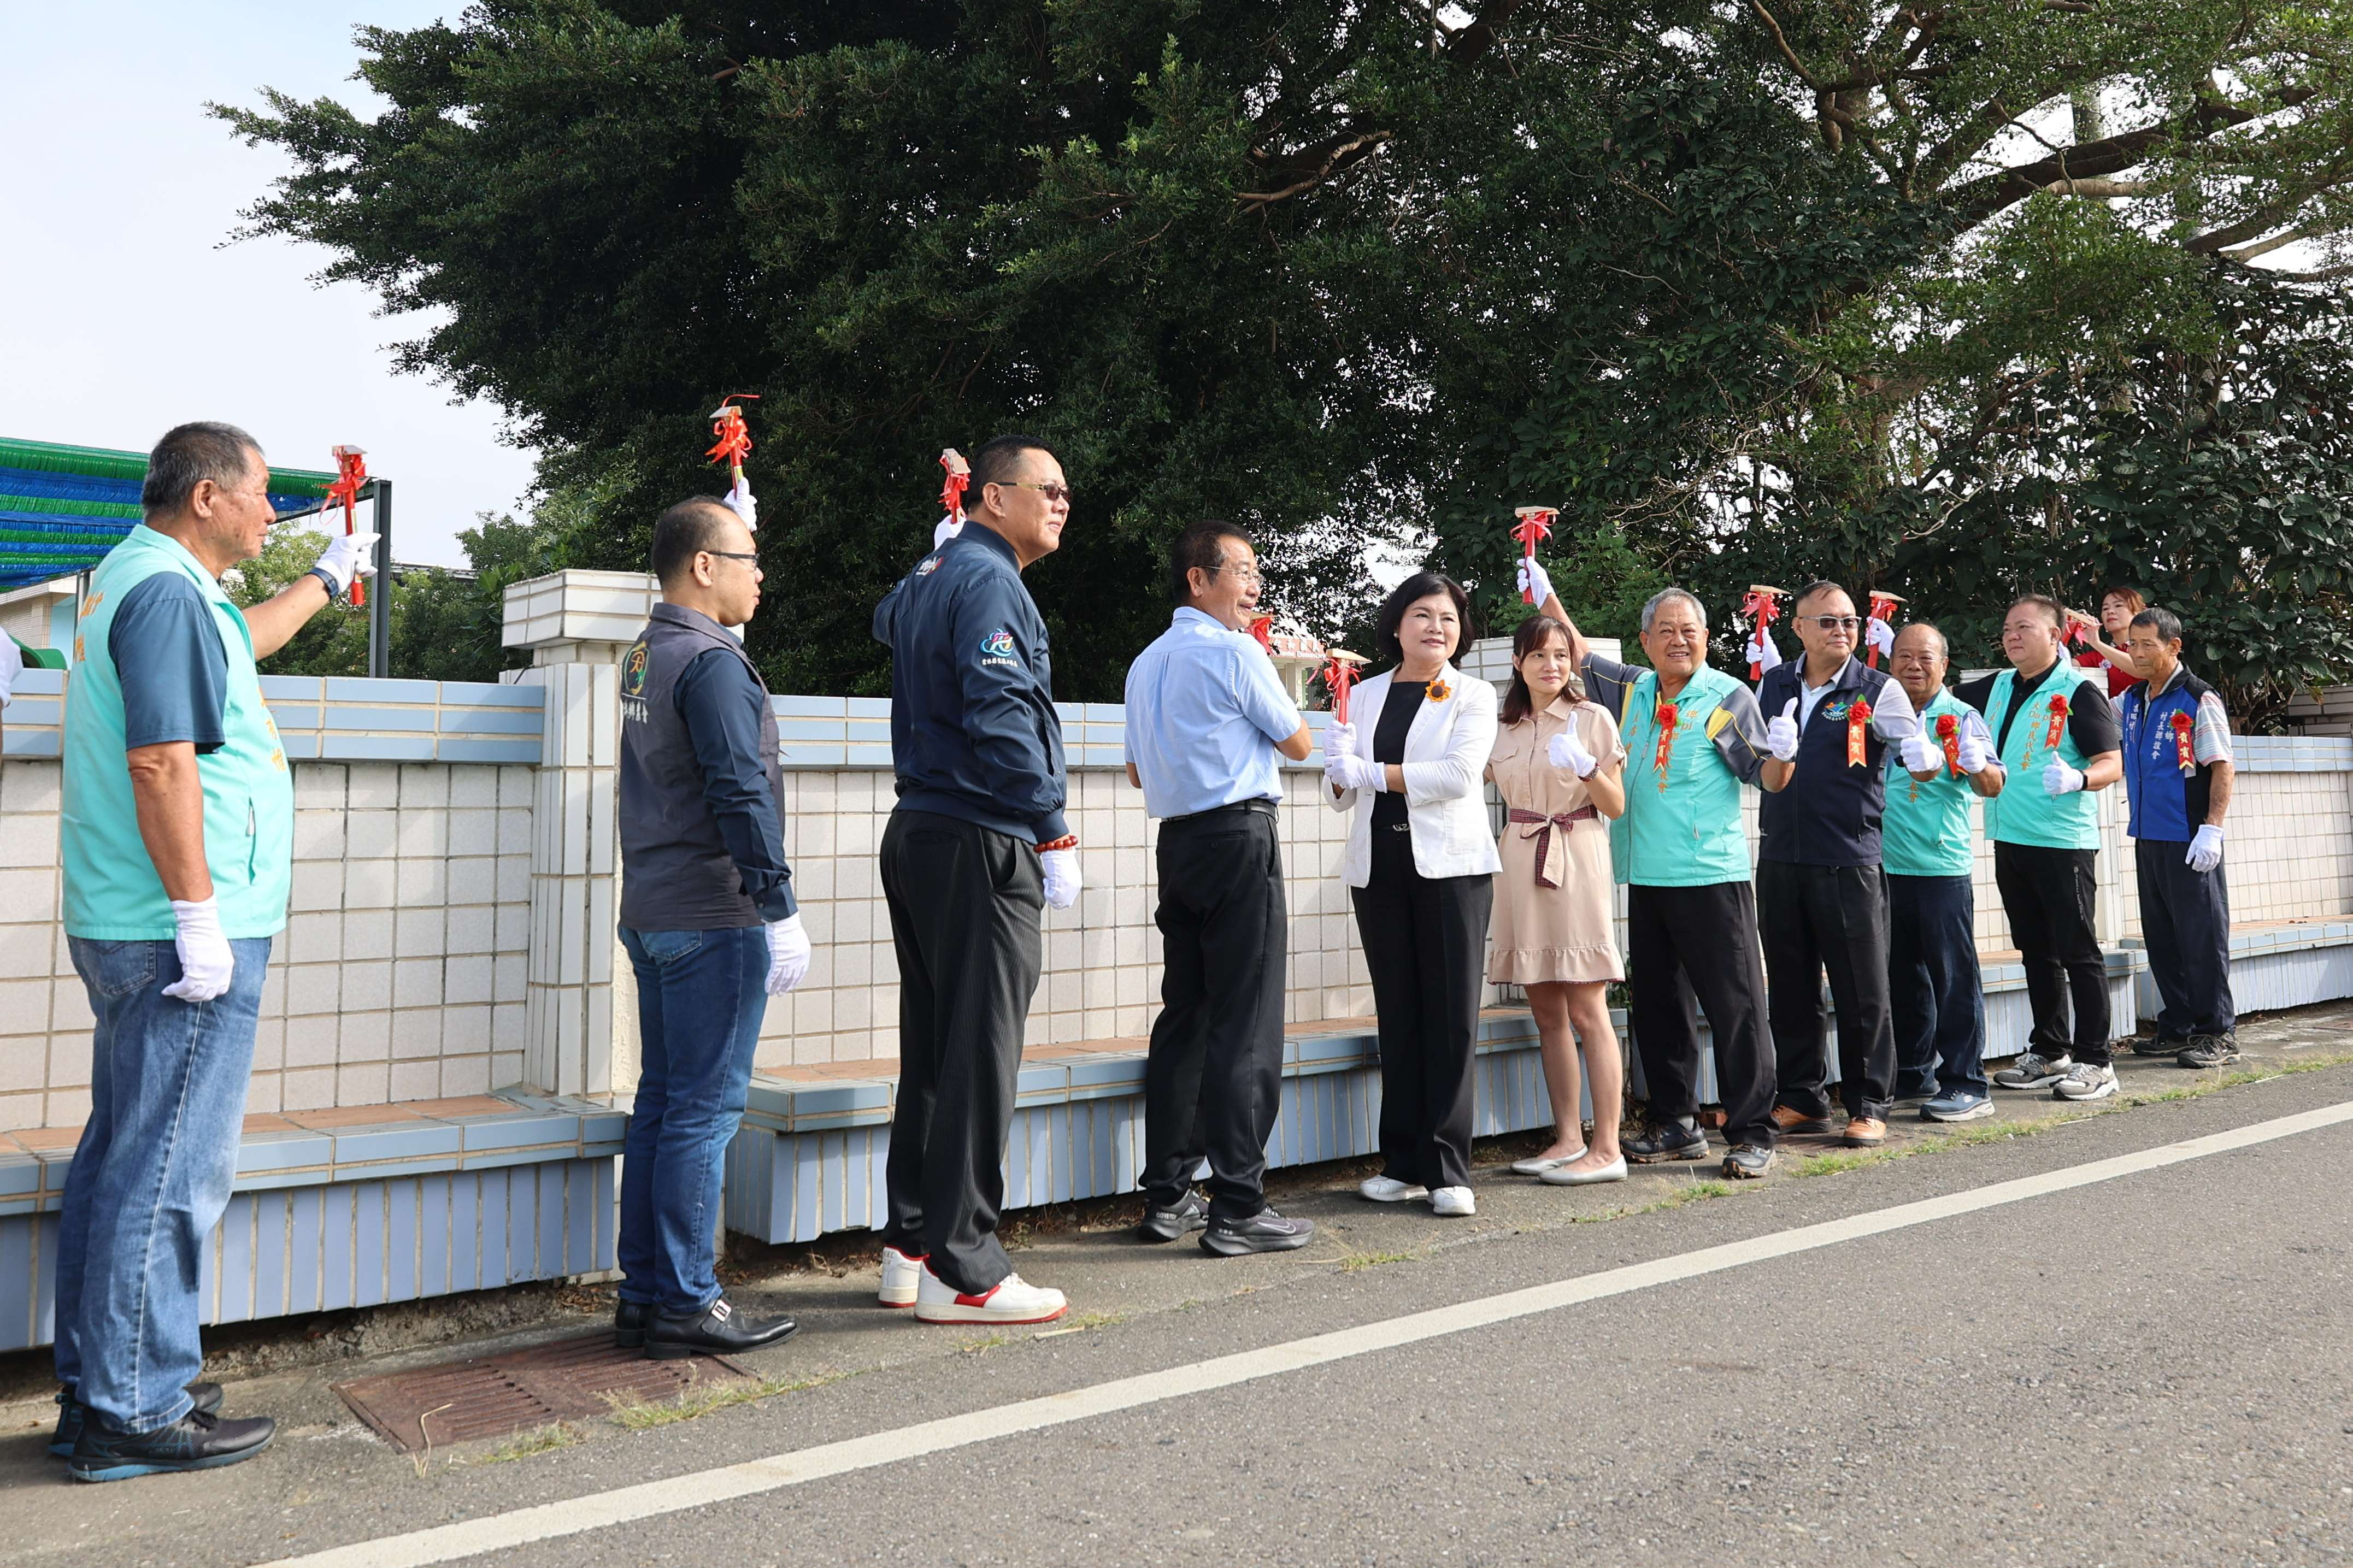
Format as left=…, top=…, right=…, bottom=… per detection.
left=621, top=642, right=649, bottom=698
left=917, top=555, right=942, bottom=575
left=1821, top=699, right=1851, bottom=723
left=979, top=628, right=1017, bottom=664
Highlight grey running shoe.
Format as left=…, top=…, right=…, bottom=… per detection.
left=1921, top=1089, right=1995, bottom=1122
left=1625, top=1119, right=1710, bottom=1163
left=1138, top=1190, right=1209, bottom=1242
left=2052, top=1061, right=2118, bottom=1101
left=2178, top=1034, right=2242, bottom=1069
left=1201, top=1208, right=1316, bottom=1255
left=1721, top=1144, right=1774, bottom=1180
left=1993, top=1052, right=2071, bottom=1090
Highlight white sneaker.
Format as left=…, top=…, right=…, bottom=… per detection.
left=1993, top=1051, right=2072, bottom=1090
left=913, top=1265, right=1068, bottom=1325
left=1359, top=1175, right=1430, bottom=1203
left=879, top=1244, right=924, bottom=1308
left=1430, top=1186, right=1476, bottom=1217
left=2052, top=1061, right=2119, bottom=1101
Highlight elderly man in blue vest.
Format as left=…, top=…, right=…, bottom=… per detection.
left=2117, top=608, right=2239, bottom=1068
left=1755, top=581, right=1919, bottom=1150
left=54, top=422, right=375, bottom=1481
left=611, top=498, right=808, bottom=1361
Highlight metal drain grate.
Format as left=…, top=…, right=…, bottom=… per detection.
left=334, top=1332, right=757, bottom=1453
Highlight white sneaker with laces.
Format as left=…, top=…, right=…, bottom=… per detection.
left=1359, top=1175, right=1430, bottom=1203
left=1430, top=1186, right=1476, bottom=1217
left=1993, top=1051, right=2072, bottom=1090
left=879, top=1244, right=925, bottom=1308
left=2052, top=1061, right=2118, bottom=1101
left=913, top=1265, right=1068, bottom=1325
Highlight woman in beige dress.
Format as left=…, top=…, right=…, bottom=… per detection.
left=1485, top=615, right=1629, bottom=1184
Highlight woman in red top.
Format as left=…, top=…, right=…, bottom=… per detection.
left=2069, top=586, right=2146, bottom=698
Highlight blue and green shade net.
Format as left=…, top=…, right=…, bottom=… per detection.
left=0, top=436, right=348, bottom=592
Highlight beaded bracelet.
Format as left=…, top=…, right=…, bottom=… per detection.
left=1035, top=834, right=1079, bottom=853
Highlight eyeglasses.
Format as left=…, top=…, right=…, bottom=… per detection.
left=1207, top=565, right=1263, bottom=585
left=1801, top=615, right=1862, bottom=631
left=701, top=550, right=759, bottom=563
left=995, top=480, right=1074, bottom=504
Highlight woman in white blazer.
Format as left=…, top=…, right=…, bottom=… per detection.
left=1322, top=573, right=1501, bottom=1217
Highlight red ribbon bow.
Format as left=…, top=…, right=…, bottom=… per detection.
left=1511, top=507, right=1556, bottom=603
left=1935, top=712, right=1961, bottom=774
left=707, top=397, right=757, bottom=471
left=1846, top=700, right=1873, bottom=767
left=2170, top=709, right=2196, bottom=775
left=938, top=448, right=970, bottom=522
left=1742, top=589, right=1781, bottom=680
left=2044, top=692, right=2070, bottom=752
left=1652, top=702, right=1678, bottom=788
left=1321, top=656, right=1363, bottom=726
left=1866, top=592, right=1899, bottom=668
left=1248, top=615, right=1274, bottom=653
left=326, top=445, right=368, bottom=609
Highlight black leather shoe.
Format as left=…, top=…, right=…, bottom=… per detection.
left=644, top=1296, right=799, bottom=1360
left=1625, top=1119, right=1710, bottom=1163
left=614, top=1298, right=654, bottom=1349
left=69, top=1407, right=274, bottom=1482
left=1138, top=1190, right=1209, bottom=1242
left=52, top=1382, right=222, bottom=1459
left=1200, top=1208, right=1316, bottom=1256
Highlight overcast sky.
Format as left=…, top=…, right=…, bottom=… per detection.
left=1, top=5, right=527, bottom=566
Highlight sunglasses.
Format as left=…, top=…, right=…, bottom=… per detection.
left=995, top=480, right=1074, bottom=504
left=1801, top=615, right=1861, bottom=631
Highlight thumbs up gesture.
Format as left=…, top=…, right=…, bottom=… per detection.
left=1765, top=697, right=1802, bottom=762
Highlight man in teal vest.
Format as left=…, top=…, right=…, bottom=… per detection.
left=54, top=422, right=375, bottom=1482
left=1954, top=595, right=2124, bottom=1104
left=1534, top=577, right=1777, bottom=1180
left=1883, top=622, right=2005, bottom=1122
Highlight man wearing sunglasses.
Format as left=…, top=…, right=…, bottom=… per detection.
left=1754, top=582, right=1920, bottom=1150
left=873, top=433, right=1078, bottom=1325
left=613, top=498, right=806, bottom=1361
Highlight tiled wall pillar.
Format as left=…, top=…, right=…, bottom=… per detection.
left=502, top=570, right=658, bottom=1100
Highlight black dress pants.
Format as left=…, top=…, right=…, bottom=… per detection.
left=1140, top=804, right=1287, bottom=1220
left=2134, top=838, right=2236, bottom=1040
left=1760, top=860, right=1896, bottom=1122
left=879, top=810, right=1044, bottom=1294
left=1992, top=842, right=2111, bottom=1065
left=1351, top=828, right=1493, bottom=1191
left=1626, top=881, right=1778, bottom=1148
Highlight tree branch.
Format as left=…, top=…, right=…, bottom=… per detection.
left=1442, top=1, right=1526, bottom=66
left=2042, top=177, right=2155, bottom=198
left=1748, top=0, right=1821, bottom=89
left=1237, top=131, right=1392, bottom=208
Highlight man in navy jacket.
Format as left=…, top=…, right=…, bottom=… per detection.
left=870, top=434, right=1079, bottom=1325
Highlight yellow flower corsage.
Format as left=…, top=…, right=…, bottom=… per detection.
left=1427, top=679, right=1451, bottom=703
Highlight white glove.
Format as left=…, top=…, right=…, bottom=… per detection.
left=932, top=514, right=963, bottom=550
left=1899, top=733, right=1938, bottom=772
left=1516, top=557, right=1555, bottom=609
left=162, top=896, right=234, bottom=1002
left=312, top=529, right=381, bottom=598
left=1864, top=616, right=1895, bottom=658
left=1765, top=697, right=1801, bottom=762
left=2043, top=761, right=2085, bottom=796
left=1745, top=623, right=1783, bottom=675
left=1324, top=752, right=1385, bottom=793
left=1957, top=732, right=1993, bottom=775
left=764, top=913, right=810, bottom=995
left=1040, top=846, right=1083, bottom=910
left=1323, top=721, right=1358, bottom=761
left=1546, top=729, right=1597, bottom=779
left=723, top=476, right=758, bottom=530
left=2186, top=824, right=2225, bottom=873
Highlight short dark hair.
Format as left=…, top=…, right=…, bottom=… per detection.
left=1791, top=579, right=1851, bottom=614
left=1373, top=571, right=1473, bottom=668
left=2007, top=593, right=2064, bottom=630
left=142, top=422, right=263, bottom=516
left=649, top=497, right=743, bottom=585
left=1169, top=520, right=1252, bottom=605
left=2129, top=606, right=2184, bottom=645
left=969, top=434, right=1057, bottom=510
left=1501, top=615, right=1583, bottom=726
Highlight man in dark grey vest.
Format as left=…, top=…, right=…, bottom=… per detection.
left=614, top=498, right=807, bottom=1359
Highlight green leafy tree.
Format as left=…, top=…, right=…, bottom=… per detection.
left=227, top=528, right=370, bottom=676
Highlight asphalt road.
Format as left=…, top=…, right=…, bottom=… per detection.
left=10, top=1057, right=2353, bottom=1567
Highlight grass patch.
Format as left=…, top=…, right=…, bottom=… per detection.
left=1036, top=1309, right=1128, bottom=1337
left=603, top=1367, right=863, bottom=1430
left=1338, top=1249, right=1419, bottom=1272
left=956, top=1333, right=1009, bottom=1356
left=466, top=1422, right=580, bottom=1464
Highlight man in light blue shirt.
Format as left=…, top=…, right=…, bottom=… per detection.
left=1123, top=522, right=1313, bottom=1255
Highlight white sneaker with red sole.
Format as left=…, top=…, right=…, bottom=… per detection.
left=913, top=1266, right=1068, bottom=1325
left=879, top=1245, right=925, bottom=1308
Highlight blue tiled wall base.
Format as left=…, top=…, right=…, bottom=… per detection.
left=0, top=1158, right=614, bottom=1353
left=2125, top=923, right=2353, bottom=1021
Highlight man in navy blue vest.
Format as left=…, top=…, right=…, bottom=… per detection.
left=615, top=498, right=807, bottom=1360
left=2117, top=608, right=2238, bottom=1067
left=1755, top=582, right=1919, bottom=1148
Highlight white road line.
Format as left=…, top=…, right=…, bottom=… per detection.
left=257, top=1096, right=2353, bottom=1568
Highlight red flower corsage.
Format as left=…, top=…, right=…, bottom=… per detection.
left=2169, top=709, right=2195, bottom=775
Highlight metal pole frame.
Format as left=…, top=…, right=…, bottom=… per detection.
left=271, top=477, right=394, bottom=678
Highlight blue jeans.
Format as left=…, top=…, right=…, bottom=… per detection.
left=54, top=935, right=271, bottom=1434
left=1887, top=874, right=1987, bottom=1096
left=616, top=926, right=769, bottom=1315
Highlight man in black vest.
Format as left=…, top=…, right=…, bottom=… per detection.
left=614, top=498, right=806, bottom=1359
left=1756, top=582, right=1919, bottom=1148
left=872, top=434, right=1078, bottom=1325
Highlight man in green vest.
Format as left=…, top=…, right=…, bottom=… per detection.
left=1954, top=594, right=2125, bottom=1103
left=1883, top=622, right=2005, bottom=1122
left=54, top=422, right=375, bottom=1482
left=1535, top=579, right=1778, bottom=1180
